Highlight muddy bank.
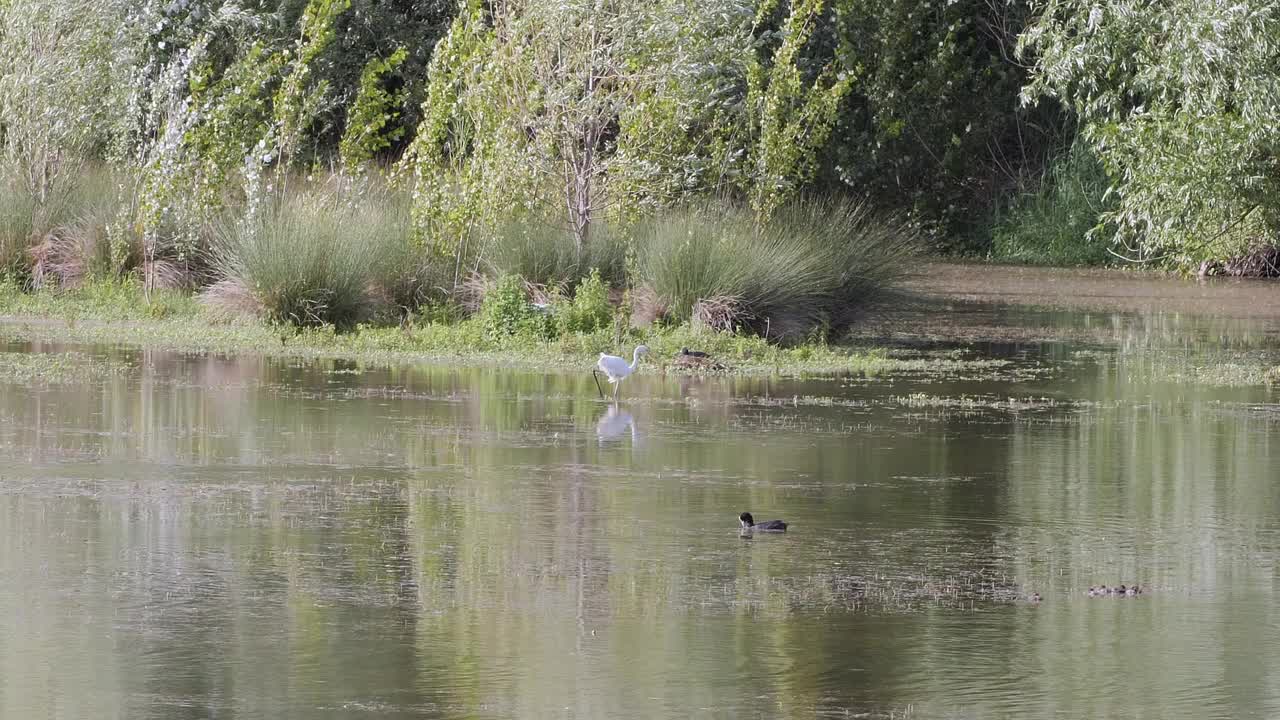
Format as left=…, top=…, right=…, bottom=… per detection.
left=903, top=262, right=1280, bottom=318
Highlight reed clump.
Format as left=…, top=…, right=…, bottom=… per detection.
left=633, top=199, right=915, bottom=343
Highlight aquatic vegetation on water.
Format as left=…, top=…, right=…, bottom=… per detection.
left=1, top=317, right=1277, bottom=720
left=0, top=350, right=130, bottom=385
left=1108, top=350, right=1280, bottom=388
left=892, top=393, right=1068, bottom=412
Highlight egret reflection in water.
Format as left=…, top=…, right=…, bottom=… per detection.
left=595, top=402, right=637, bottom=443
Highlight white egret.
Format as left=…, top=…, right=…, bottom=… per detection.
left=593, top=345, right=648, bottom=400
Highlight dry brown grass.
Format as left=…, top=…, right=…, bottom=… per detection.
left=28, top=232, right=74, bottom=290
left=199, top=277, right=262, bottom=321
left=692, top=294, right=745, bottom=332
left=459, top=270, right=562, bottom=313
left=457, top=271, right=493, bottom=314
left=1200, top=244, right=1280, bottom=278
left=143, top=258, right=194, bottom=291
left=628, top=285, right=667, bottom=328
left=1224, top=245, right=1280, bottom=277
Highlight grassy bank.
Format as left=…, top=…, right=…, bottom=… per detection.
left=2, top=160, right=917, bottom=336
left=987, top=142, right=1114, bottom=267
left=0, top=279, right=922, bottom=377
left=5, top=272, right=1279, bottom=387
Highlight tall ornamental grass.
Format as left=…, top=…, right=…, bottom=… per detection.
left=483, top=218, right=627, bottom=288
left=204, top=184, right=417, bottom=328
left=635, top=199, right=914, bottom=342
left=0, top=167, right=39, bottom=279
left=1, top=162, right=127, bottom=288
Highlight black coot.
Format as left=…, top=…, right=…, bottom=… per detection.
left=739, top=512, right=786, bottom=532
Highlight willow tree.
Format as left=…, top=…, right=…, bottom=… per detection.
left=109, top=0, right=349, bottom=292
left=613, top=0, right=851, bottom=224
left=745, top=0, right=853, bottom=222
left=1020, top=0, right=1280, bottom=266
left=401, top=0, right=644, bottom=267
left=0, top=0, right=121, bottom=207
left=401, top=0, right=854, bottom=282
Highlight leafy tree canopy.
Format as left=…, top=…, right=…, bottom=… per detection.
left=1021, top=0, right=1280, bottom=265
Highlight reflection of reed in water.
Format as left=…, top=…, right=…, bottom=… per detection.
left=596, top=403, right=636, bottom=443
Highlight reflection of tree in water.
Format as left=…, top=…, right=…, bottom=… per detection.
left=404, top=404, right=628, bottom=716
left=0, top=472, right=436, bottom=716
left=9, top=339, right=1280, bottom=718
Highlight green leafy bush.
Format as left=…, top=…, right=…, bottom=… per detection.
left=1020, top=0, right=1280, bottom=266
left=990, top=142, right=1114, bottom=266
left=556, top=269, right=612, bottom=334
left=480, top=274, right=553, bottom=338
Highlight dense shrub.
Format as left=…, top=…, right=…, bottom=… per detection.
left=820, top=0, right=1063, bottom=252
left=990, top=143, right=1114, bottom=266
left=556, top=269, right=612, bottom=335
left=479, top=274, right=554, bottom=338
left=1021, top=0, right=1280, bottom=267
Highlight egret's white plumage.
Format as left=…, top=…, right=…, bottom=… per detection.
left=595, top=345, right=648, bottom=400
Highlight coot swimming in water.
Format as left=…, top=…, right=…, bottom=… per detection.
left=739, top=512, right=786, bottom=532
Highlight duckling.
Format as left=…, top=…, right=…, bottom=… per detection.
left=680, top=347, right=710, bottom=358
left=739, top=512, right=787, bottom=532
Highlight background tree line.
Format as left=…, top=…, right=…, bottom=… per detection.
left=1, top=0, right=1276, bottom=333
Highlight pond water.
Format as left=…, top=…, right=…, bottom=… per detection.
left=3, top=269, right=1280, bottom=719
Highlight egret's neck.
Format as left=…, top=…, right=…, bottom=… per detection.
left=629, top=348, right=643, bottom=372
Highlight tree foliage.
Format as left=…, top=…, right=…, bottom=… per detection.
left=339, top=46, right=409, bottom=169
left=1020, top=0, right=1280, bottom=265
left=0, top=0, right=123, bottom=204
left=747, top=0, right=853, bottom=220
left=401, top=0, right=855, bottom=279
left=8, top=0, right=1274, bottom=274
left=609, top=0, right=754, bottom=215
left=820, top=0, right=1061, bottom=249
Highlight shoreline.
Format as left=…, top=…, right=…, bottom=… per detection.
left=4, top=263, right=1280, bottom=384
left=0, top=311, right=906, bottom=379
